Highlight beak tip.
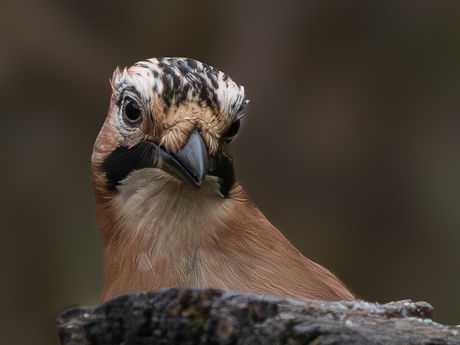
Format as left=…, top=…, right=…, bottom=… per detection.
left=160, top=130, right=209, bottom=186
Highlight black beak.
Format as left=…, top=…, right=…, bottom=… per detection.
left=158, top=130, right=209, bottom=186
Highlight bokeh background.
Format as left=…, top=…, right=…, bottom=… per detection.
left=1, top=1, right=460, bottom=344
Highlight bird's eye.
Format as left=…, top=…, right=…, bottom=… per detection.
left=225, top=119, right=241, bottom=143
left=122, top=97, right=142, bottom=125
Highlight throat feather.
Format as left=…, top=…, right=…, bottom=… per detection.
left=104, top=168, right=231, bottom=290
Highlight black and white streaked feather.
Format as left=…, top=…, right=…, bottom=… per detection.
left=113, top=57, right=248, bottom=122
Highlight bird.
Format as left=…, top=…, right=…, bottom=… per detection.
left=91, top=57, right=355, bottom=302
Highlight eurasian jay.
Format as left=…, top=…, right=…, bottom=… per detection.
left=91, top=57, right=354, bottom=302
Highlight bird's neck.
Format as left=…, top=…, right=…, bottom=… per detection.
left=96, top=168, right=355, bottom=302
left=96, top=168, right=248, bottom=300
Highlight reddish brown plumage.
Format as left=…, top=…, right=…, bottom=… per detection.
left=92, top=58, right=355, bottom=302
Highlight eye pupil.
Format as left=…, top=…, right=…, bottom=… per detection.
left=225, top=119, right=241, bottom=143
left=123, top=98, right=142, bottom=124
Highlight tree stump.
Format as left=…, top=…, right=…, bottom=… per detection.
left=57, top=287, right=460, bottom=344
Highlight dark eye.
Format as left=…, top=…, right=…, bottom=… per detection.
left=225, top=119, right=241, bottom=143
left=122, top=97, right=142, bottom=125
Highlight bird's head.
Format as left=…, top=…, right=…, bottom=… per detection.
left=91, top=57, right=248, bottom=202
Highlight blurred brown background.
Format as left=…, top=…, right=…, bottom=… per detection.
left=1, top=0, right=460, bottom=344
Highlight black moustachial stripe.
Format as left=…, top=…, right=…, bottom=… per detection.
left=208, top=145, right=236, bottom=198
left=102, top=141, right=157, bottom=190
left=103, top=139, right=235, bottom=196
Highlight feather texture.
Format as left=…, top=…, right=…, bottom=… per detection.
left=98, top=169, right=354, bottom=301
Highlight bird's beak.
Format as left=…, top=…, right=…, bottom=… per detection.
left=158, top=130, right=209, bottom=186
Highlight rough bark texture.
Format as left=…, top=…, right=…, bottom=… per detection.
left=57, top=288, right=460, bottom=345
